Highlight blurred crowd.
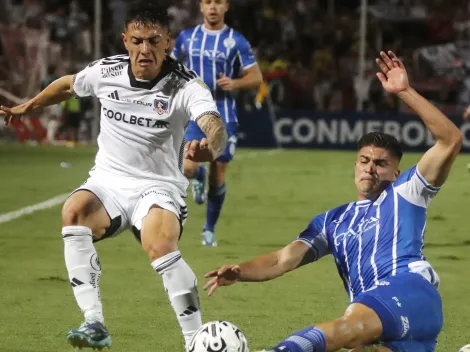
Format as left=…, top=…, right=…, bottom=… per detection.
left=1, top=0, right=470, bottom=116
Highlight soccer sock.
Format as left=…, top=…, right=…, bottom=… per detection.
left=189, top=165, right=204, bottom=180
left=152, top=251, right=202, bottom=349
left=62, top=226, right=104, bottom=323
left=274, top=326, right=327, bottom=352
left=204, top=183, right=226, bottom=232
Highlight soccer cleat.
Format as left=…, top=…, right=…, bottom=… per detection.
left=191, top=164, right=207, bottom=205
left=201, top=229, right=217, bottom=247
left=66, top=320, right=112, bottom=350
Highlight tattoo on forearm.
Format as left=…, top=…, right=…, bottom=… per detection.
left=197, top=114, right=228, bottom=158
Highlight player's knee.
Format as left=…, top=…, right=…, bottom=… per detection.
left=142, top=232, right=179, bottom=261
left=334, top=316, right=369, bottom=349
left=61, top=202, right=86, bottom=226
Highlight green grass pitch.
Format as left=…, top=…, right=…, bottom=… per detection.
left=0, top=144, right=469, bottom=351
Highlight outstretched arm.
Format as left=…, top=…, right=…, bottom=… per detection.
left=1, top=75, right=74, bottom=125
left=203, top=241, right=314, bottom=296
left=376, top=51, right=462, bottom=187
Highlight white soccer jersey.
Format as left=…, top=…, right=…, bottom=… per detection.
left=72, top=54, right=220, bottom=197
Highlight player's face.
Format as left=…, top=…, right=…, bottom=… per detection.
left=122, top=22, right=170, bottom=80
left=200, top=0, right=229, bottom=27
left=354, top=145, right=400, bottom=200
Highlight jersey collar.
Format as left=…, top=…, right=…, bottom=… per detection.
left=201, top=24, right=228, bottom=35
left=127, top=58, right=172, bottom=90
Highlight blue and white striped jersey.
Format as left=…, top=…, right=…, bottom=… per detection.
left=297, top=166, right=440, bottom=301
left=172, top=25, right=257, bottom=123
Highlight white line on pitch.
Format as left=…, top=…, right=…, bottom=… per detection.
left=0, top=149, right=283, bottom=224
left=0, top=193, right=69, bottom=224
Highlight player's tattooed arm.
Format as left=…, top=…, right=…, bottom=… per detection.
left=1, top=75, right=75, bottom=125
left=197, top=114, right=228, bottom=159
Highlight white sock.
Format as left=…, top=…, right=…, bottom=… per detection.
left=152, top=251, right=202, bottom=349
left=62, top=226, right=104, bottom=324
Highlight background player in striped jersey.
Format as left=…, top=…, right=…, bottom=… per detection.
left=172, top=0, right=262, bottom=247
left=203, top=51, right=462, bottom=352
left=2, top=2, right=227, bottom=350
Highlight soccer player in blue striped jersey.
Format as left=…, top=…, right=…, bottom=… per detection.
left=203, top=51, right=463, bottom=352
left=172, top=0, right=262, bottom=247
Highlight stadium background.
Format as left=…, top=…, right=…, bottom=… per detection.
left=1, top=0, right=470, bottom=351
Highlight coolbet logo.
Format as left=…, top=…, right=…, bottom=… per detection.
left=154, top=99, right=169, bottom=115
left=103, top=107, right=169, bottom=128
left=274, top=117, right=470, bottom=148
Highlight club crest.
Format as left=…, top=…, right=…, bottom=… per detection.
left=154, top=99, right=169, bottom=115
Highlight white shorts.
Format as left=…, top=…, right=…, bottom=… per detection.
left=72, top=170, right=188, bottom=241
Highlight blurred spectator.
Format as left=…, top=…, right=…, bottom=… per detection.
left=1, top=0, right=470, bottom=116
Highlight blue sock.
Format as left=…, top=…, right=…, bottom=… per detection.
left=203, top=184, right=226, bottom=232
left=274, top=326, right=327, bottom=352
left=190, top=165, right=204, bottom=180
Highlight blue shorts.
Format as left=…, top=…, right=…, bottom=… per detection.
left=185, top=121, right=238, bottom=163
left=353, top=272, right=443, bottom=352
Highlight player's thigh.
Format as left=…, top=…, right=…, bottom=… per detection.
left=132, top=187, right=187, bottom=260
left=185, top=120, right=206, bottom=142
left=324, top=302, right=384, bottom=349
left=140, top=207, right=181, bottom=260
left=353, top=272, right=443, bottom=343
left=183, top=120, right=206, bottom=176
left=214, top=122, right=238, bottom=164
left=64, top=177, right=128, bottom=241
left=62, top=190, right=111, bottom=237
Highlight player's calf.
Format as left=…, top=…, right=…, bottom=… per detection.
left=61, top=190, right=114, bottom=349
left=267, top=303, right=382, bottom=352
left=141, top=207, right=202, bottom=350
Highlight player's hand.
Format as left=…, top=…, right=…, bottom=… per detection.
left=464, top=105, right=470, bottom=120
left=1, top=103, right=31, bottom=125
left=184, top=138, right=214, bottom=162
left=203, top=264, right=241, bottom=296
left=216, top=73, right=235, bottom=91
left=375, top=51, right=410, bottom=94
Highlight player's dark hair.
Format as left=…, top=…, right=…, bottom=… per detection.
left=357, top=132, right=403, bottom=161
left=125, top=1, right=170, bottom=30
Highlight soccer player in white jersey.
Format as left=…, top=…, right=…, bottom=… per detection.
left=172, top=0, right=263, bottom=247
left=1, top=2, right=227, bottom=350
left=203, top=51, right=462, bottom=352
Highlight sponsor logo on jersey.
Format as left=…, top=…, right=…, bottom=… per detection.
left=154, top=98, right=169, bottom=115
left=189, top=48, right=227, bottom=61
left=107, top=90, right=152, bottom=107
left=101, top=64, right=124, bottom=78
left=103, top=107, right=169, bottom=129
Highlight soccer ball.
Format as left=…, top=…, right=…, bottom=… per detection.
left=459, top=345, right=470, bottom=352
left=188, top=321, right=249, bottom=352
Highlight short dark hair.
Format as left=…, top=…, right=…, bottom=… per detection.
left=125, top=1, right=170, bottom=30
left=357, top=132, right=403, bottom=161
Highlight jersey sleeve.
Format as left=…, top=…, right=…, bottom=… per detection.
left=294, top=212, right=331, bottom=262
left=72, top=60, right=101, bottom=98
left=236, top=34, right=257, bottom=70
left=181, top=78, right=220, bottom=122
left=171, top=32, right=185, bottom=60
left=393, top=165, right=440, bottom=208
